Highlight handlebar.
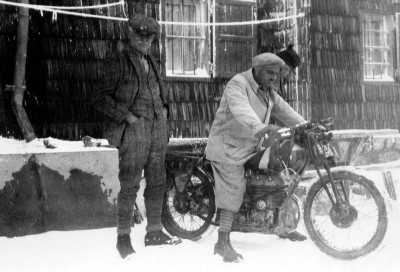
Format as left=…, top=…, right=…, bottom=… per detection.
left=293, top=117, right=334, bottom=132
left=278, top=117, right=334, bottom=141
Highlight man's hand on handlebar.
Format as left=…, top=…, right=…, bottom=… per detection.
left=255, top=124, right=281, bottom=139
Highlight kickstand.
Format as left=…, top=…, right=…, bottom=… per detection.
left=133, top=203, right=144, bottom=224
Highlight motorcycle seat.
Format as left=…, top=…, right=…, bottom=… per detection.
left=167, top=138, right=208, bottom=153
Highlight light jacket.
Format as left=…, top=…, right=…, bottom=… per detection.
left=205, top=69, right=305, bottom=165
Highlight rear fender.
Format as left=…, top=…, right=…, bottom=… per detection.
left=195, top=161, right=215, bottom=187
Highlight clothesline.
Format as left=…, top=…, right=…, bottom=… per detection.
left=0, top=0, right=128, bottom=21
left=0, top=0, right=304, bottom=25
left=0, top=0, right=125, bottom=10
left=159, top=13, right=305, bottom=26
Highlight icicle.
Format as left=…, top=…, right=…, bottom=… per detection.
left=52, top=11, right=58, bottom=21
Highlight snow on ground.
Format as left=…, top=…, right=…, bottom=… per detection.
left=1, top=136, right=400, bottom=272
left=1, top=188, right=399, bottom=272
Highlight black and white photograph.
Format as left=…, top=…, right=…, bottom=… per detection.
left=1, top=1, right=400, bottom=272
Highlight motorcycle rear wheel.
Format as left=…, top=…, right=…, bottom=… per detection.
left=304, top=170, right=388, bottom=259
left=162, top=168, right=216, bottom=240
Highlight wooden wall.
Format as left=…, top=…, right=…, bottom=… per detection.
left=2, top=0, right=400, bottom=140
left=164, top=79, right=225, bottom=138
left=0, top=0, right=161, bottom=140
left=0, top=0, right=233, bottom=140
left=308, top=0, right=363, bottom=128
left=257, top=0, right=311, bottom=120
left=352, top=0, right=400, bottom=130
left=309, top=0, right=400, bottom=130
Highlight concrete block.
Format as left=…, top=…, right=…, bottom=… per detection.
left=0, top=138, right=120, bottom=237
left=330, top=129, right=400, bottom=166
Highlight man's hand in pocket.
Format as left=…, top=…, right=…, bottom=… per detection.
left=125, top=112, right=139, bottom=124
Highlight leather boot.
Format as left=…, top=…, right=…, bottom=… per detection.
left=214, top=231, right=243, bottom=262
left=116, top=234, right=135, bottom=258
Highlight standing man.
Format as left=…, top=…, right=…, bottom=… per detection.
left=205, top=53, right=306, bottom=263
left=92, top=15, right=180, bottom=259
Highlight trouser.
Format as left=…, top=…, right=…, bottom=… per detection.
left=116, top=116, right=168, bottom=235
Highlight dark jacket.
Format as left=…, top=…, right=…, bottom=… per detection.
left=92, top=47, right=168, bottom=147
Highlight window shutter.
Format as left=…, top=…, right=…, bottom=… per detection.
left=214, top=0, right=256, bottom=78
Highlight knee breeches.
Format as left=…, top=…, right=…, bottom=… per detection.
left=211, top=161, right=245, bottom=212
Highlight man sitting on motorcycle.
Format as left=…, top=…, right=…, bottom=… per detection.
left=205, top=52, right=307, bottom=263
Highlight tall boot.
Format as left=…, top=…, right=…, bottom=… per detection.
left=214, top=231, right=243, bottom=262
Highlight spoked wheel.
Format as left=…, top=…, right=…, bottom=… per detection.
left=162, top=168, right=216, bottom=240
left=304, top=171, right=388, bottom=259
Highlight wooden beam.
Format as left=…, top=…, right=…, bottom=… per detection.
left=11, top=0, right=36, bottom=142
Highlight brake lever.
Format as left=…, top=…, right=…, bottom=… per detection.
left=317, top=117, right=334, bottom=129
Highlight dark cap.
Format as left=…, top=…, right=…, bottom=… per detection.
left=126, top=14, right=159, bottom=36
left=277, top=44, right=301, bottom=72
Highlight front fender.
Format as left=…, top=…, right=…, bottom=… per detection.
left=301, top=166, right=395, bottom=214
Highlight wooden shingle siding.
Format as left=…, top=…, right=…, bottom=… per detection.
left=310, top=0, right=400, bottom=129
left=361, top=0, right=400, bottom=131
left=0, top=0, right=229, bottom=139
left=309, top=0, right=366, bottom=129
left=164, top=79, right=226, bottom=138
left=0, top=0, right=163, bottom=140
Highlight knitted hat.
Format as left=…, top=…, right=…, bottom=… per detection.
left=277, top=44, right=301, bottom=73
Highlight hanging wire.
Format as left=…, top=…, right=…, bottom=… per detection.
left=0, top=0, right=129, bottom=21
left=0, top=0, right=304, bottom=24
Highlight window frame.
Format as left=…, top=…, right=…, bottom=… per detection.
left=360, top=11, right=396, bottom=82
left=161, top=0, right=211, bottom=78
left=160, top=0, right=257, bottom=80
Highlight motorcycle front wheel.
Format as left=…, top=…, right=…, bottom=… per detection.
left=162, top=168, right=216, bottom=240
left=304, top=170, right=388, bottom=259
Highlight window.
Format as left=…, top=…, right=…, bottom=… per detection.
left=361, top=13, right=395, bottom=81
left=161, top=0, right=256, bottom=78
left=163, top=0, right=210, bottom=77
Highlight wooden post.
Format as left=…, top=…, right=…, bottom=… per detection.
left=11, top=0, right=36, bottom=142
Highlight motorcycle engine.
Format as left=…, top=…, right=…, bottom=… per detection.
left=232, top=171, right=300, bottom=233
left=248, top=173, right=287, bottom=209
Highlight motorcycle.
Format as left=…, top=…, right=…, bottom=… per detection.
left=161, top=118, right=388, bottom=259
